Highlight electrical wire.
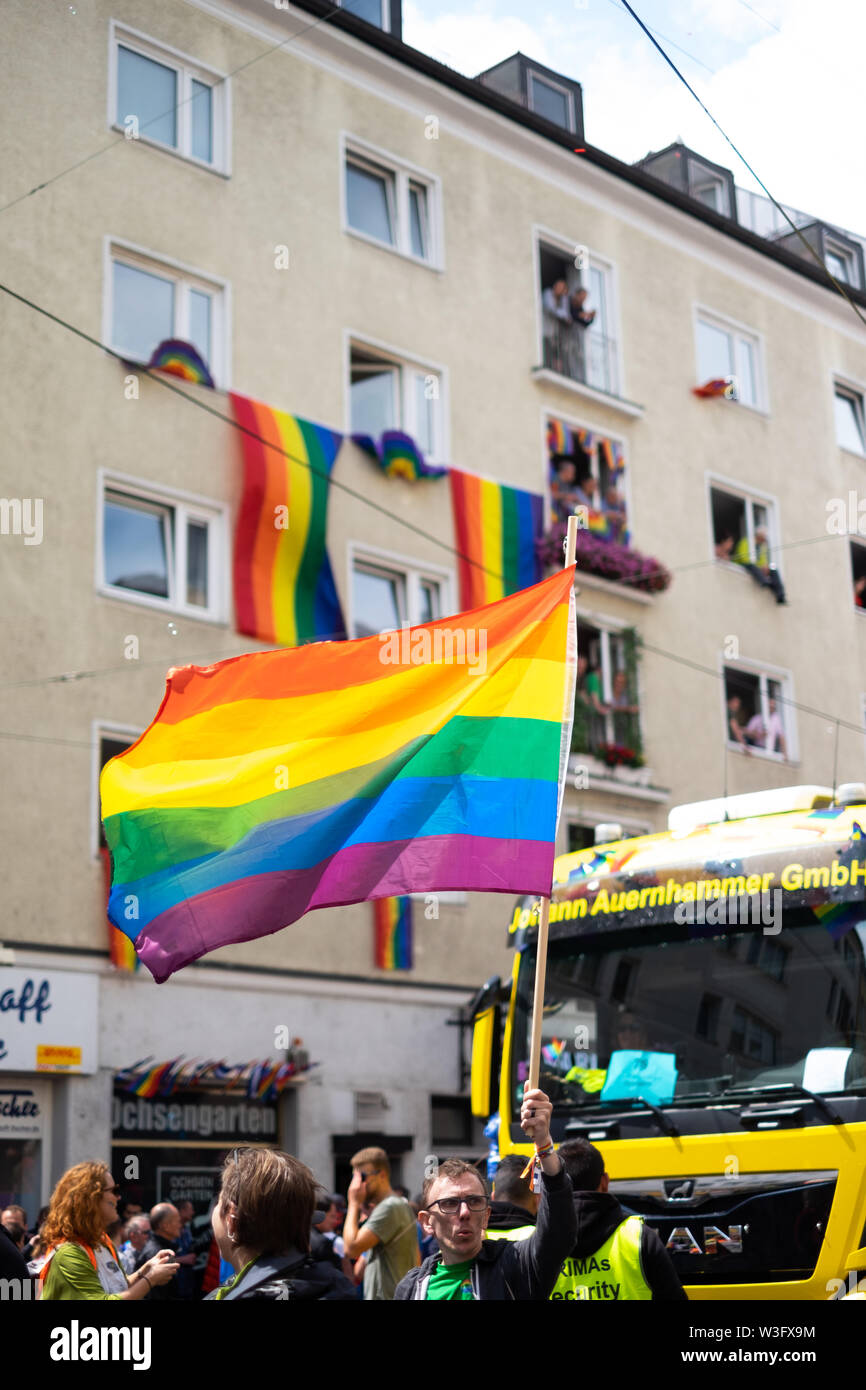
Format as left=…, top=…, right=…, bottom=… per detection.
left=613, top=0, right=866, bottom=331
left=601, top=0, right=717, bottom=75
left=0, top=3, right=344, bottom=218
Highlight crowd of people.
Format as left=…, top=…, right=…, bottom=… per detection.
left=550, top=455, right=627, bottom=534
left=0, top=1086, right=686, bottom=1301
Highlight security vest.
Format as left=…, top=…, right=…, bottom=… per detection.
left=551, top=1215, right=651, bottom=1301
left=484, top=1226, right=535, bottom=1242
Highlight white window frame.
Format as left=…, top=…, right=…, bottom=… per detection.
left=527, top=71, right=576, bottom=132
left=576, top=607, right=641, bottom=750
left=108, top=21, right=231, bottom=175
left=706, top=472, right=782, bottom=575
left=345, top=331, right=449, bottom=465
left=340, top=134, right=443, bottom=270
left=720, top=655, right=797, bottom=763
left=103, top=236, right=230, bottom=387
left=96, top=468, right=229, bottom=623
left=691, top=177, right=725, bottom=213
left=346, top=540, right=455, bottom=640
left=825, top=239, right=860, bottom=289
left=693, top=304, right=767, bottom=414
left=833, top=376, right=866, bottom=456
left=92, top=721, right=142, bottom=860
left=542, top=409, right=633, bottom=543
left=533, top=226, right=624, bottom=403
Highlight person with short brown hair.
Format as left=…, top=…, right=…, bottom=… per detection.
left=207, top=1147, right=354, bottom=1300
left=395, top=1088, right=576, bottom=1301
left=344, top=1145, right=419, bottom=1299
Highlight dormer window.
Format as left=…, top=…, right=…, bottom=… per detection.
left=826, top=241, right=860, bottom=288
left=528, top=71, right=575, bottom=130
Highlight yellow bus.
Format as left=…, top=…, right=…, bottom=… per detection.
left=470, top=784, right=866, bottom=1300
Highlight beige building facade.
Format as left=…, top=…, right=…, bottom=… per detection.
left=2, top=0, right=866, bottom=1197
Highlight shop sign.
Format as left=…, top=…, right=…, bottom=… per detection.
left=111, top=1091, right=278, bottom=1142
left=0, top=969, right=98, bottom=1074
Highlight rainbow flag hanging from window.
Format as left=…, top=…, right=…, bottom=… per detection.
left=229, top=392, right=346, bottom=646
left=352, top=430, right=448, bottom=480
left=145, top=338, right=215, bottom=388
left=449, top=468, right=544, bottom=610
left=374, top=896, right=413, bottom=970
left=100, top=566, right=576, bottom=982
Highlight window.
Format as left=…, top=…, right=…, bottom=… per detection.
left=610, top=958, right=638, bottom=1004
left=111, top=25, right=229, bottom=172
left=343, top=142, right=439, bottom=266
left=538, top=238, right=619, bottom=395
left=692, top=178, right=724, bottom=212
left=338, top=0, right=393, bottom=29
left=99, top=475, right=226, bottom=620
left=349, top=343, right=444, bottom=461
left=548, top=415, right=630, bottom=543
left=850, top=542, right=866, bottom=611
left=567, top=823, right=596, bottom=855
left=574, top=619, right=640, bottom=757
left=729, top=1006, right=777, bottom=1066
left=528, top=73, right=574, bottom=130
left=710, top=484, right=778, bottom=570
left=834, top=385, right=866, bottom=454
left=695, top=312, right=763, bottom=409
left=431, top=1096, right=476, bottom=1147
left=724, top=665, right=791, bottom=760
left=95, top=728, right=138, bottom=853
left=349, top=550, right=450, bottom=639
left=746, top=935, right=788, bottom=982
left=107, top=244, right=227, bottom=384
left=696, top=993, right=721, bottom=1042
left=826, top=242, right=860, bottom=289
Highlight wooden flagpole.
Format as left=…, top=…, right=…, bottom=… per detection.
left=528, top=513, right=578, bottom=1092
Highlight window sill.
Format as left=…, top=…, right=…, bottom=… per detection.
left=344, top=225, right=442, bottom=272
left=98, top=585, right=228, bottom=626
left=110, top=123, right=230, bottom=178
left=531, top=367, right=644, bottom=419
left=725, top=741, right=793, bottom=764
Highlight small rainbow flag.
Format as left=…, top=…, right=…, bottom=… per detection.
left=374, top=896, right=413, bottom=970
left=692, top=378, right=731, bottom=399
left=229, top=393, right=346, bottom=647
left=812, top=901, right=864, bottom=942
left=146, top=338, right=215, bottom=388
left=449, top=468, right=544, bottom=610
left=101, top=566, right=576, bottom=982
left=352, top=430, right=448, bottom=481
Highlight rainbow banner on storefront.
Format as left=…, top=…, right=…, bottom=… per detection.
left=100, top=567, right=577, bottom=982
left=449, top=468, right=544, bottom=610
left=374, top=896, right=413, bottom=970
left=229, top=392, right=346, bottom=646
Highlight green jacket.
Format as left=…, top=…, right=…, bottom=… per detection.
left=41, top=1243, right=127, bottom=1301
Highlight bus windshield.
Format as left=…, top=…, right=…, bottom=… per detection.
left=510, top=913, right=866, bottom=1115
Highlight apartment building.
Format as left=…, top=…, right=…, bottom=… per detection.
left=2, top=0, right=866, bottom=1208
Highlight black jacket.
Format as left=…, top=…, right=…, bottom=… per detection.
left=394, top=1168, right=576, bottom=1301
left=133, top=1231, right=180, bottom=1300
left=486, top=1200, right=537, bottom=1234
left=204, top=1248, right=356, bottom=1301
left=569, top=1191, right=687, bottom=1301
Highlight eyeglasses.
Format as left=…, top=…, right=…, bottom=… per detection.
left=426, top=1195, right=488, bottom=1215
left=103, top=1185, right=122, bottom=1196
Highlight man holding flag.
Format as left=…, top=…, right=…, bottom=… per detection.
left=394, top=1086, right=575, bottom=1300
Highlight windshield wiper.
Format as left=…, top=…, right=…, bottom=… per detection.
left=721, top=1082, right=846, bottom=1128
left=561, top=1096, right=680, bottom=1138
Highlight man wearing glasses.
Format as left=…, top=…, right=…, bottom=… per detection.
left=394, top=1087, right=576, bottom=1300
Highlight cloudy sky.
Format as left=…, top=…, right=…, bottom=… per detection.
left=401, top=0, right=866, bottom=236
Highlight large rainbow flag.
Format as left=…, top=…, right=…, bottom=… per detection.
left=449, top=468, right=544, bottom=610
left=230, top=392, right=346, bottom=646
left=101, top=567, right=576, bottom=982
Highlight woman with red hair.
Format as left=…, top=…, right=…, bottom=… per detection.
left=40, top=1161, right=177, bottom=1300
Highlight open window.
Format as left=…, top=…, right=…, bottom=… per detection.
left=835, top=384, right=866, bottom=455
left=724, top=665, right=791, bottom=760
left=574, top=620, right=640, bottom=759
left=850, top=541, right=866, bottom=611
left=349, top=342, right=444, bottom=462
left=547, top=415, right=629, bottom=542
left=710, top=484, right=777, bottom=569
left=537, top=237, right=618, bottom=395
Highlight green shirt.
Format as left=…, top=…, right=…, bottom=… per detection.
left=426, top=1259, right=475, bottom=1300
left=41, top=1243, right=126, bottom=1301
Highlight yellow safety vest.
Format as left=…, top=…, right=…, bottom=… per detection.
left=550, top=1215, right=651, bottom=1301
left=485, top=1225, right=535, bottom=1242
